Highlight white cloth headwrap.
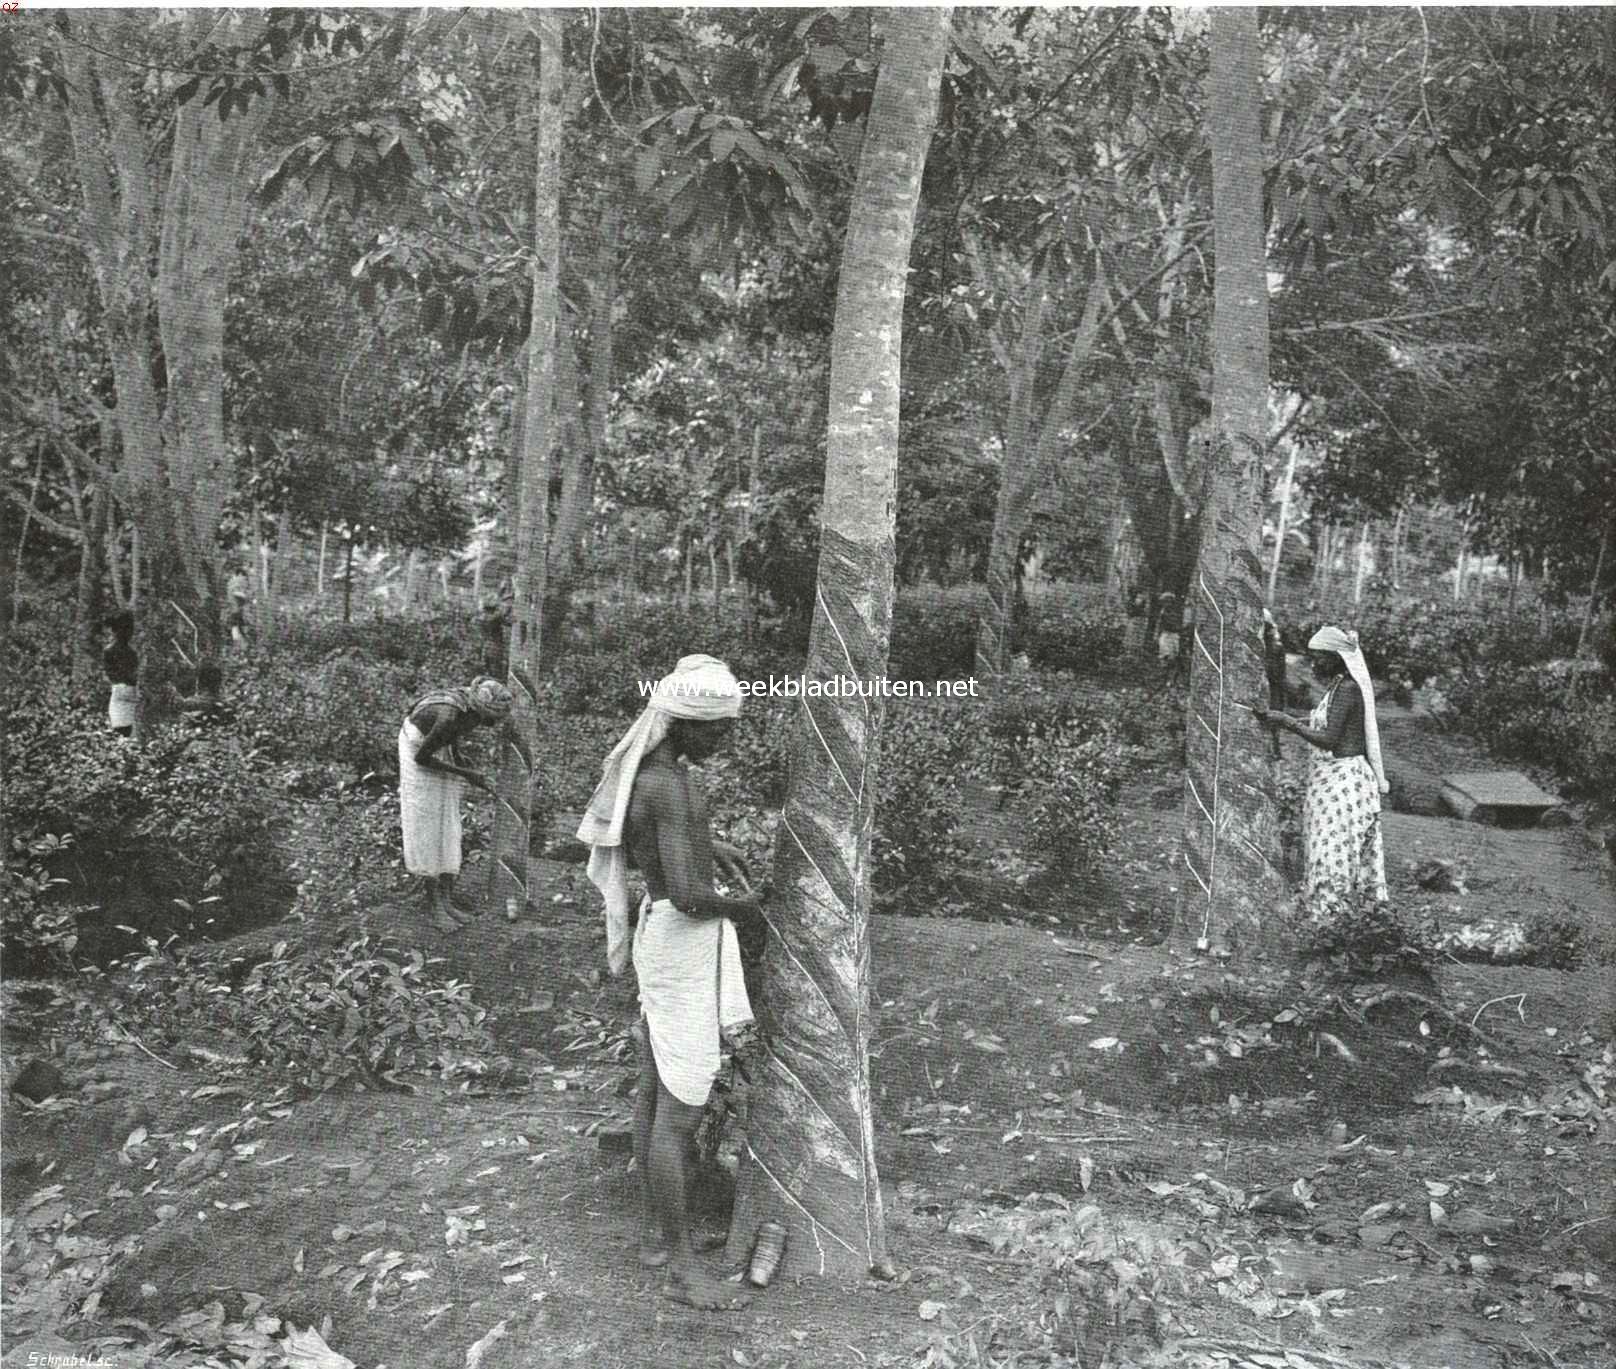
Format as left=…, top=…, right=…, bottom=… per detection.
left=576, top=655, right=743, bottom=975
left=1308, top=626, right=1388, bottom=794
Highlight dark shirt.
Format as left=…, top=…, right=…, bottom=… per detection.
left=103, top=641, right=138, bottom=687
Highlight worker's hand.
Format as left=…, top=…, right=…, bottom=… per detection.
left=713, top=841, right=752, bottom=890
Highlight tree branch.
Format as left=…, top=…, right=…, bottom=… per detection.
left=1, top=480, right=83, bottom=543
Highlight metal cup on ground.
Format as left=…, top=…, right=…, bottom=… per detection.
left=747, top=1221, right=787, bottom=1287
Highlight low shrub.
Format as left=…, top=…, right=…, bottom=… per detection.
left=4, top=676, right=283, bottom=966
left=1439, top=662, right=1616, bottom=799
left=984, top=678, right=1106, bottom=797
left=873, top=704, right=976, bottom=904
left=889, top=591, right=980, bottom=682
left=1022, top=604, right=1128, bottom=675
left=1298, top=894, right=1441, bottom=983
left=1019, top=715, right=1127, bottom=879
left=104, top=933, right=495, bottom=1093
left=1352, top=597, right=1582, bottom=693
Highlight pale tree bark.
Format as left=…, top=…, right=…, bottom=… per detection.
left=72, top=474, right=111, bottom=689
left=57, top=9, right=271, bottom=724
left=1352, top=519, right=1372, bottom=606
left=1569, top=512, right=1611, bottom=703
left=272, top=506, right=291, bottom=627
left=727, top=5, right=950, bottom=1280
left=550, top=171, right=620, bottom=594
left=975, top=264, right=1107, bottom=677
left=108, top=524, right=127, bottom=608
left=1176, top=7, right=1285, bottom=957
left=1267, top=439, right=1299, bottom=605
left=155, top=11, right=272, bottom=661
left=10, top=443, right=46, bottom=629
left=489, top=9, right=563, bottom=916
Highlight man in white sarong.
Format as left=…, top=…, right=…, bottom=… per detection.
left=576, top=654, right=760, bottom=1311
left=398, top=676, right=512, bottom=932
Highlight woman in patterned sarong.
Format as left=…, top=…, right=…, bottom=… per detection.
left=1255, top=625, right=1389, bottom=917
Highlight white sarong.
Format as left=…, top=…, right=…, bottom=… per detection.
left=634, top=896, right=752, bottom=1107
left=398, top=720, right=462, bottom=876
left=108, top=683, right=138, bottom=729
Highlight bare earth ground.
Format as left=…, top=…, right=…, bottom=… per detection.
left=4, top=714, right=1614, bottom=1369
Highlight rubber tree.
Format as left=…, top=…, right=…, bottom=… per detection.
left=974, top=262, right=1107, bottom=678
left=55, top=10, right=273, bottom=728
left=489, top=10, right=562, bottom=916
left=726, top=6, right=951, bottom=1280
left=1176, top=7, right=1286, bottom=955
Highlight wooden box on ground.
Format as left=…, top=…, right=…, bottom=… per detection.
left=1439, top=771, right=1565, bottom=829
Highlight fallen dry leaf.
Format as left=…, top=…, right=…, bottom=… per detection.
left=280, top=1324, right=356, bottom=1369
left=465, top=1319, right=508, bottom=1369
left=918, top=1300, right=946, bottom=1322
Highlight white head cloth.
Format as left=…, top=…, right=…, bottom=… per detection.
left=1308, top=625, right=1388, bottom=794
left=576, top=654, right=742, bottom=974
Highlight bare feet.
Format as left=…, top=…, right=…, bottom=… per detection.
left=664, top=1262, right=751, bottom=1311
left=639, top=1230, right=725, bottom=1269
left=430, top=908, right=461, bottom=934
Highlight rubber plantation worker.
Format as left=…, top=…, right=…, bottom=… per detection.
left=398, top=676, right=512, bottom=932
left=576, top=653, right=762, bottom=1312
left=1254, top=624, right=1390, bottom=917
left=102, top=610, right=139, bottom=738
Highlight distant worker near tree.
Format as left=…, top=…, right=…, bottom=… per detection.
left=227, top=565, right=252, bottom=650
left=398, top=676, right=513, bottom=932
left=1156, top=589, right=1182, bottom=667
left=1254, top=625, right=1389, bottom=917
left=102, top=610, right=138, bottom=738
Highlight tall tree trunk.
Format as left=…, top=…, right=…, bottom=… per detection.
left=682, top=531, right=694, bottom=610
left=1267, top=440, right=1298, bottom=606
left=504, top=364, right=529, bottom=587
left=342, top=535, right=355, bottom=624
left=1176, top=6, right=1284, bottom=956
left=550, top=173, right=620, bottom=593
left=272, top=506, right=291, bottom=630
left=727, top=4, right=948, bottom=1280
left=108, top=524, right=127, bottom=608
left=975, top=267, right=1107, bottom=678
left=129, top=526, right=142, bottom=610
left=252, top=498, right=271, bottom=635
left=73, top=483, right=112, bottom=689
left=317, top=518, right=329, bottom=602
left=1352, top=519, right=1371, bottom=606
left=58, top=10, right=271, bottom=684
left=1576, top=517, right=1611, bottom=657
left=10, top=444, right=47, bottom=628
left=743, top=422, right=761, bottom=634
left=490, top=9, right=563, bottom=917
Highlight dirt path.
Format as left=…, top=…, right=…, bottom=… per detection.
left=6, top=894, right=1613, bottom=1369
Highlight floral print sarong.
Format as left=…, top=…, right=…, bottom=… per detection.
left=1301, top=685, right=1388, bottom=916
